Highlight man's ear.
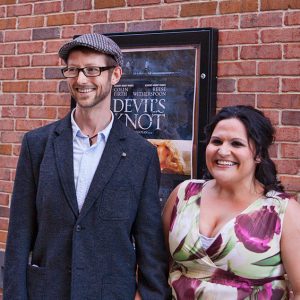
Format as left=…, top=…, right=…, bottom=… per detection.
left=111, top=66, right=122, bottom=85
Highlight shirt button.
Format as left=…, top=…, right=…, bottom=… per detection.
left=76, top=225, right=82, bottom=232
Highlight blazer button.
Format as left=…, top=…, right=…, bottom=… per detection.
left=76, top=225, right=82, bottom=232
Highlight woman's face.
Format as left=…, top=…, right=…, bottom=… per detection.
left=205, top=118, right=258, bottom=187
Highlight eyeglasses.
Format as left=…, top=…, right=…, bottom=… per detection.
left=61, top=66, right=116, bottom=78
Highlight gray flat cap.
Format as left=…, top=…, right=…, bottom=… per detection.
left=58, top=33, right=123, bottom=66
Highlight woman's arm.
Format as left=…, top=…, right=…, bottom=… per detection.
left=281, top=198, right=300, bottom=299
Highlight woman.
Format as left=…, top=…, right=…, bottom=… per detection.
left=162, top=105, right=300, bottom=299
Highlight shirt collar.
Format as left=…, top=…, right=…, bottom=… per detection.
left=71, top=108, right=114, bottom=142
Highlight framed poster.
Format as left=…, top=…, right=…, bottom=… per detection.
left=71, top=28, right=218, bottom=207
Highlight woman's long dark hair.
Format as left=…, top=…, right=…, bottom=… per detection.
left=203, top=105, right=284, bottom=194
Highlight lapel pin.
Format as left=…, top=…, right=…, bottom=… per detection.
left=121, top=152, right=127, bottom=158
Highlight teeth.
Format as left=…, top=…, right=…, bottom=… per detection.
left=77, top=88, right=93, bottom=93
left=216, top=160, right=236, bottom=166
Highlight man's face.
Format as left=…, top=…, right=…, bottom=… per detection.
left=66, top=49, right=121, bottom=110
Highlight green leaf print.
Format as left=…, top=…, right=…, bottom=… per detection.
left=252, top=252, right=282, bottom=266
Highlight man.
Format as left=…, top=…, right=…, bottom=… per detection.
left=4, top=33, right=170, bottom=300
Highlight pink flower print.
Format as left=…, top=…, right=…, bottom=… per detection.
left=172, top=275, right=201, bottom=300
left=184, top=182, right=202, bottom=201
left=234, top=205, right=281, bottom=253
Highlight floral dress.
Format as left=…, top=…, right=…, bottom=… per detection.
left=169, top=179, right=290, bottom=300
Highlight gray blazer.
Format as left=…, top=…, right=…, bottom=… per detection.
left=4, top=113, right=171, bottom=300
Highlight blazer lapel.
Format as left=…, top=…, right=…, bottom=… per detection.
left=53, top=113, right=79, bottom=217
left=78, top=119, right=127, bottom=220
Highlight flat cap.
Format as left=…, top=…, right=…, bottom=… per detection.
left=58, top=33, right=123, bottom=66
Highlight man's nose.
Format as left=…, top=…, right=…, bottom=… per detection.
left=76, top=69, right=88, bottom=83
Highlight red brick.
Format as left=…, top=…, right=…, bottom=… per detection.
left=0, top=169, right=10, bottom=180
left=264, top=110, right=280, bottom=125
left=62, top=25, right=91, bottom=39
left=45, top=68, right=64, bottom=79
left=1, top=132, right=24, bottom=144
left=17, top=41, right=43, bottom=54
left=59, top=81, right=69, bottom=93
left=0, top=6, right=5, bottom=17
left=17, top=68, right=43, bottom=80
left=0, top=219, right=9, bottom=231
left=0, top=206, right=10, bottom=218
left=95, top=0, right=125, bottom=9
left=262, top=28, right=300, bottom=43
left=217, top=94, right=255, bottom=107
left=0, top=194, right=9, bottom=206
left=284, top=44, right=300, bottom=59
left=241, top=45, right=282, bottom=59
left=181, top=2, right=217, bottom=17
left=282, top=111, right=300, bottom=126
left=46, top=40, right=66, bottom=53
left=144, top=5, right=179, bottom=19
left=217, top=79, right=236, bottom=92
left=16, top=119, right=43, bottom=131
left=162, top=19, right=198, bottom=30
left=0, top=44, right=15, bottom=55
left=241, top=12, right=282, bottom=28
left=218, top=46, right=239, bottom=61
left=259, top=61, right=300, bottom=76
left=0, top=0, right=16, bottom=4
left=63, top=0, right=92, bottom=11
left=29, top=107, right=57, bottom=119
left=57, top=107, right=70, bottom=119
left=261, top=0, right=300, bottom=10
left=19, top=0, right=42, bottom=2
left=0, top=145, right=12, bottom=156
left=47, top=13, right=75, bottom=26
left=218, top=61, right=256, bottom=76
left=281, top=143, right=300, bottom=159
left=3, top=81, right=28, bottom=93
left=4, top=55, right=29, bottom=67
left=0, top=120, right=14, bottom=131
left=29, top=81, right=57, bottom=93
left=0, top=95, right=14, bottom=105
left=280, top=175, right=300, bottom=192
left=282, top=78, right=300, bottom=92
left=0, top=230, right=8, bottom=243
left=220, top=0, right=258, bottom=14
left=32, top=54, right=60, bottom=66
left=285, top=11, right=300, bottom=25
left=34, top=1, right=61, bottom=14
left=0, top=157, right=18, bottom=169
left=0, top=180, right=13, bottom=193
left=276, top=127, right=300, bottom=142
left=238, top=78, right=279, bottom=92
left=18, top=16, right=44, bottom=29
left=258, top=94, right=300, bottom=109
left=4, top=29, right=31, bottom=42
left=77, top=11, right=107, bottom=24
left=0, top=69, right=14, bottom=80
left=1, top=107, right=27, bottom=118
left=16, top=94, right=43, bottom=106
left=110, top=8, right=142, bottom=22
left=0, top=18, right=16, bottom=30
left=13, top=145, right=21, bottom=156
left=128, top=0, right=160, bottom=5
left=127, top=21, right=161, bottom=32
left=7, top=4, right=32, bottom=16
left=219, top=30, right=258, bottom=45
left=32, top=27, right=60, bottom=40
left=45, top=94, right=70, bottom=106
left=93, top=23, right=125, bottom=34
left=199, top=15, right=239, bottom=29
left=275, top=159, right=300, bottom=175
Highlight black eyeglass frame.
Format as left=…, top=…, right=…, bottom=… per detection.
left=61, top=66, right=116, bottom=78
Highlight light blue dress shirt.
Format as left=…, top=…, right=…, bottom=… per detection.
left=71, top=109, right=114, bottom=211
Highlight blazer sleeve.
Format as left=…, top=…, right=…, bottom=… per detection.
left=133, top=148, right=171, bottom=299
left=3, top=134, right=38, bottom=300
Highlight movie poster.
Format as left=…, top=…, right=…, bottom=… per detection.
left=112, top=47, right=197, bottom=207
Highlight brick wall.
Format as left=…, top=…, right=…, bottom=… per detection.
left=0, top=0, right=299, bottom=255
